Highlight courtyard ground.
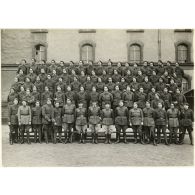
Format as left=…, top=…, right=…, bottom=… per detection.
left=1, top=125, right=194, bottom=167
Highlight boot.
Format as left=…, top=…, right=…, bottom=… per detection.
left=44, top=131, right=48, bottom=144
left=153, top=138, right=157, bottom=146
left=34, top=130, right=37, bottom=143
left=14, top=129, right=18, bottom=143
left=108, top=134, right=112, bottom=144
left=139, top=132, right=145, bottom=144
left=20, top=132, right=24, bottom=144
left=69, top=132, right=73, bottom=143
left=169, top=132, right=172, bottom=145
left=157, top=132, right=161, bottom=144
left=53, top=132, right=57, bottom=144
left=64, top=132, right=68, bottom=144
left=104, top=134, right=108, bottom=144
left=164, top=134, right=169, bottom=145
left=27, top=131, right=31, bottom=144
left=91, top=133, right=95, bottom=144
left=79, top=133, right=82, bottom=144
left=94, top=133, right=98, bottom=144
left=115, top=133, right=120, bottom=144
left=123, top=133, right=127, bottom=144
left=58, top=133, right=63, bottom=143
left=38, top=132, right=42, bottom=143
left=82, top=133, right=86, bottom=144
left=189, top=131, right=193, bottom=145
left=9, top=132, right=13, bottom=145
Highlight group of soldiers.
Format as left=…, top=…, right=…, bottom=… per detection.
left=7, top=58, right=194, bottom=146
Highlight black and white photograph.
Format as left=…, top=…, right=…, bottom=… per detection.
left=1, top=29, right=194, bottom=167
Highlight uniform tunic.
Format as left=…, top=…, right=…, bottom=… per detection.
left=101, top=74, right=109, bottom=84
left=129, top=108, right=143, bottom=125
left=112, top=74, right=121, bottom=83
left=149, top=75, right=159, bottom=85
left=38, top=73, right=47, bottom=83
left=41, top=91, right=53, bottom=106
left=101, top=108, right=114, bottom=125
left=62, top=104, right=75, bottom=123
left=96, top=82, right=105, bottom=93
left=115, top=106, right=129, bottom=126
left=180, top=109, right=194, bottom=127
left=23, top=81, right=34, bottom=91
left=137, top=92, right=147, bottom=109
left=88, top=106, right=101, bottom=124
left=161, top=92, right=172, bottom=109
left=136, top=75, right=144, bottom=83
left=154, top=108, right=167, bottom=126
left=76, top=91, right=88, bottom=107
left=155, top=82, right=166, bottom=92
left=99, top=91, right=113, bottom=107
left=89, top=91, right=99, bottom=104
left=75, top=108, right=87, bottom=126
left=7, top=93, right=19, bottom=105
left=31, top=106, right=42, bottom=125
left=125, top=75, right=133, bottom=84
left=84, top=81, right=93, bottom=92
left=151, top=98, right=164, bottom=109
left=147, top=92, right=156, bottom=102
left=140, top=81, right=152, bottom=94
left=18, top=105, right=31, bottom=125
left=64, top=91, right=76, bottom=103
left=8, top=104, right=19, bottom=124
left=42, top=104, right=54, bottom=124
left=122, top=91, right=134, bottom=108
left=79, top=75, right=87, bottom=84
left=112, top=90, right=122, bottom=107
left=45, top=79, right=54, bottom=92
left=142, top=107, right=155, bottom=127
left=34, top=81, right=44, bottom=93
left=119, top=81, right=128, bottom=91
left=53, top=107, right=62, bottom=126
left=130, top=82, right=139, bottom=92
left=106, top=82, right=115, bottom=92
left=54, top=91, right=64, bottom=106
left=167, top=108, right=180, bottom=127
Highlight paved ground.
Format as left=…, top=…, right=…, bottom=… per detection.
left=2, top=125, right=194, bottom=167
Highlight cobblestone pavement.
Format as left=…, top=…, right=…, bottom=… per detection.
left=2, top=125, right=194, bottom=167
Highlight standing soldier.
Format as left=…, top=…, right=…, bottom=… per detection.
left=84, top=76, right=93, bottom=93
left=88, top=101, right=101, bottom=144
left=96, top=77, right=105, bottom=93
left=155, top=77, right=166, bottom=95
left=42, top=98, right=54, bottom=144
left=41, top=86, right=53, bottom=106
left=27, top=68, right=37, bottom=84
left=101, top=70, right=109, bottom=84
left=124, top=70, right=133, bottom=85
left=7, top=88, right=19, bottom=106
left=179, top=103, right=194, bottom=145
left=149, top=70, right=159, bottom=86
left=71, top=77, right=81, bottom=92
left=99, top=86, right=113, bottom=109
left=24, top=88, right=35, bottom=108
left=31, top=101, right=42, bottom=143
left=18, top=86, right=26, bottom=105
left=75, top=102, right=88, bottom=144
left=154, top=102, right=169, bottom=145
left=112, top=85, right=122, bottom=110
left=31, top=86, right=41, bottom=106
left=129, top=102, right=144, bottom=144
left=140, top=76, right=152, bottom=94
left=167, top=103, right=180, bottom=144
left=119, top=77, right=128, bottom=92
left=115, top=100, right=129, bottom=144
left=76, top=86, right=88, bottom=108
left=122, top=85, right=135, bottom=110
left=64, top=86, right=76, bottom=105
left=173, top=88, right=187, bottom=110
left=62, top=98, right=76, bottom=144
left=112, top=69, right=121, bottom=83
left=130, top=77, right=139, bottom=93
left=89, top=86, right=99, bottom=106
left=79, top=70, right=87, bottom=85
left=143, top=101, right=156, bottom=146
left=137, top=87, right=147, bottom=109
left=106, top=59, right=114, bottom=76
left=54, top=86, right=64, bottom=107
left=53, top=102, right=63, bottom=144
left=18, top=100, right=31, bottom=144
left=161, top=87, right=172, bottom=110
left=91, top=70, right=98, bottom=84
left=147, top=87, right=156, bottom=103
left=34, top=76, right=44, bottom=95
left=106, top=77, right=115, bottom=92
left=151, top=93, right=164, bottom=109
left=45, top=74, right=54, bottom=93
left=8, top=98, right=19, bottom=144
left=101, top=103, right=114, bottom=144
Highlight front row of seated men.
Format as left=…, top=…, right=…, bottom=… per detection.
left=8, top=96, right=193, bottom=146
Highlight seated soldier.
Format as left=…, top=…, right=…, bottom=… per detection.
left=41, top=86, right=53, bottom=106
left=112, top=85, right=122, bottom=110
left=34, top=76, right=44, bottom=94
left=106, top=77, right=115, bottom=92
left=76, top=86, right=88, bottom=108
left=27, top=68, right=37, bottom=84
left=151, top=93, right=164, bottom=109
left=112, top=69, right=121, bottom=83
left=122, top=85, right=135, bottom=110
left=89, top=86, right=99, bottom=106
left=99, top=86, right=113, bottom=109
left=119, top=77, right=128, bottom=92
left=96, top=77, right=105, bottom=93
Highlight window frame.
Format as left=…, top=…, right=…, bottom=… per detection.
left=32, top=42, right=48, bottom=61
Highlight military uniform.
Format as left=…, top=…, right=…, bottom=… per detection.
left=11, top=81, right=22, bottom=93
left=41, top=91, right=53, bottom=106
left=45, top=79, right=54, bottom=93
left=140, top=81, right=152, bottom=94
left=62, top=104, right=75, bottom=143
left=115, top=105, right=129, bottom=143
left=53, top=107, right=63, bottom=144
left=55, top=81, right=66, bottom=92
left=125, top=74, right=133, bottom=84
left=60, top=73, right=70, bottom=84
left=96, top=81, right=105, bottom=93
left=149, top=75, right=159, bottom=85
left=94, top=65, right=103, bottom=76
left=174, top=66, right=184, bottom=78
left=18, top=91, right=26, bottom=104
left=154, top=108, right=168, bottom=145
left=161, top=92, right=172, bottom=110
left=91, top=75, right=98, bottom=84
left=130, top=81, right=139, bottom=92
left=112, top=73, right=121, bottom=83
left=34, top=80, right=44, bottom=94
left=100, top=108, right=114, bottom=144
left=156, top=65, right=165, bottom=76
left=18, top=105, right=31, bottom=144
left=84, top=80, right=93, bottom=92
left=173, top=93, right=187, bottom=110
left=101, top=74, right=109, bottom=84
left=99, top=91, right=113, bottom=108
left=64, top=91, right=76, bottom=104
left=137, top=92, right=147, bottom=109
left=180, top=108, right=194, bottom=145
left=119, top=81, right=128, bottom=92
left=129, top=108, right=144, bottom=144
left=54, top=91, right=64, bottom=107
left=147, top=91, right=156, bottom=103
left=23, top=81, right=34, bottom=91
left=42, top=104, right=54, bottom=143
left=151, top=98, right=164, bottom=109
left=106, top=66, right=114, bottom=76
left=89, top=91, right=99, bottom=106
left=88, top=105, right=101, bottom=143
left=167, top=108, right=180, bottom=144
left=24, top=94, right=35, bottom=107
left=38, top=73, right=47, bottom=83
left=112, top=90, right=122, bottom=109
left=106, top=82, right=115, bottom=92
left=136, top=75, right=144, bottom=83
left=17, top=73, right=26, bottom=83
left=122, top=90, right=134, bottom=109
left=8, top=104, right=19, bottom=144
left=155, top=82, right=166, bottom=95
left=7, top=92, right=19, bottom=106
left=27, top=73, right=37, bottom=83
left=79, top=75, right=87, bottom=85
left=75, top=107, right=87, bottom=143
left=31, top=106, right=42, bottom=143
left=76, top=91, right=88, bottom=108
left=143, top=107, right=156, bottom=145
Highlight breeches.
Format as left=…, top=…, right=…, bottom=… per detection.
left=115, top=125, right=128, bottom=133
left=76, top=125, right=87, bottom=134
left=62, top=123, right=74, bottom=133
left=89, top=124, right=101, bottom=133
left=102, top=125, right=114, bottom=134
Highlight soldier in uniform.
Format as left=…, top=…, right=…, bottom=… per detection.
left=17, top=69, right=26, bottom=83
left=7, top=88, right=19, bottom=106
left=96, top=77, right=105, bottom=93
left=167, top=103, right=180, bottom=144
left=18, top=86, right=26, bottom=105
left=156, top=60, right=165, bottom=76
left=51, top=69, right=59, bottom=84
left=42, top=98, right=54, bottom=144
left=8, top=98, right=19, bottom=144
left=75, top=102, right=88, bottom=144
left=79, top=70, right=87, bottom=85
left=18, top=100, right=31, bottom=144
left=76, top=86, right=88, bottom=108
left=64, top=86, right=76, bottom=105
left=122, top=85, right=135, bottom=110
left=23, top=77, right=34, bottom=91
left=29, top=58, right=38, bottom=75
left=136, top=70, right=144, bottom=83
left=112, top=85, right=122, bottom=110
left=137, top=87, right=147, bottom=109
left=112, top=69, right=121, bottom=83
left=174, top=62, right=184, bottom=78
left=116, top=62, right=125, bottom=76
left=106, top=59, right=114, bottom=76
left=161, top=87, right=172, bottom=110
left=129, top=77, right=139, bottom=93
left=88, top=101, right=101, bottom=144
left=155, top=77, right=166, bottom=96
left=31, top=86, right=41, bottom=106
left=129, top=102, right=144, bottom=144
left=143, top=101, right=156, bottom=145
left=84, top=76, right=93, bottom=93
left=140, top=76, right=152, bottom=94
left=165, top=61, right=174, bottom=76
left=115, top=100, right=129, bottom=144
left=53, top=102, right=63, bottom=144
left=173, top=88, right=187, bottom=110
left=89, top=86, right=99, bottom=106
left=94, top=60, right=103, bottom=76
left=106, top=77, right=115, bottom=92
left=179, top=103, right=194, bottom=145
left=54, top=86, right=64, bottom=107
left=119, top=77, right=128, bottom=92
left=124, top=70, right=133, bottom=85
left=24, top=88, right=35, bottom=108
left=147, top=87, right=156, bottom=103
left=38, top=68, right=47, bottom=83
left=60, top=68, right=70, bottom=85
left=62, top=98, right=76, bottom=144
left=17, top=59, right=28, bottom=75
left=45, top=74, right=54, bottom=93
left=27, top=68, right=37, bottom=83
left=131, top=63, right=139, bottom=76
left=34, top=76, right=44, bottom=95
left=31, top=100, right=42, bottom=143
left=55, top=77, right=66, bottom=93
left=41, top=86, right=53, bottom=106
left=71, top=77, right=81, bottom=92
left=101, top=70, right=109, bottom=84
left=91, top=70, right=98, bottom=84
left=154, top=102, right=169, bottom=145
left=99, top=86, right=113, bottom=108
left=149, top=70, right=159, bottom=86
left=151, top=93, right=164, bottom=109
left=11, top=77, right=23, bottom=93
left=101, top=103, right=114, bottom=144
left=168, top=78, right=178, bottom=95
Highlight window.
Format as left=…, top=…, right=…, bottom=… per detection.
left=79, top=41, right=96, bottom=63
left=177, top=44, right=188, bottom=63
left=35, top=44, right=46, bottom=62
left=182, top=78, right=189, bottom=92
left=129, top=44, right=141, bottom=63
